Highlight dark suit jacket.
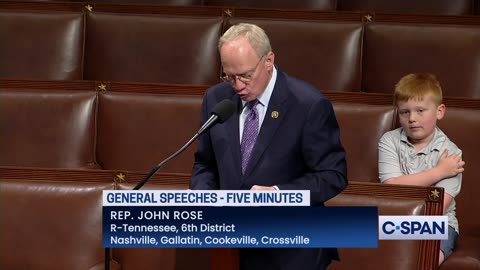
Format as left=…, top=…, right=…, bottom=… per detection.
left=191, top=69, right=348, bottom=270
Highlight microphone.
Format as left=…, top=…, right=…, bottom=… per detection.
left=133, top=99, right=235, bottom=190
left=198, top=99, right=236, bottom=135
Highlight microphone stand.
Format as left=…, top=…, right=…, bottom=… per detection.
left=104, top=131, right=201, bottom=269
left=104, top=99, right=233, bottom=269
left=134, top=134, right=199, bottom=190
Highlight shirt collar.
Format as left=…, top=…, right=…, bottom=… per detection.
left=400, top=127, right=446, bottom=153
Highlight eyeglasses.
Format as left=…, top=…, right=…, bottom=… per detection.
left=220, top=56, right=264, bottom=84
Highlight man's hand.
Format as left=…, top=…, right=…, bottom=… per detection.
left=435, top=149, right=465, bottom=179
left=250, top=185, right=276, bottom=190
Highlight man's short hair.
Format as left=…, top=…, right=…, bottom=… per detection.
left=218, top=23, right=272, bottom=58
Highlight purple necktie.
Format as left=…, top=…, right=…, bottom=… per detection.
left=240, top=100, right=259, bottom=174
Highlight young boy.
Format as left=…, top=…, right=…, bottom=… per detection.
left=378, top=73, right=465, bottom=265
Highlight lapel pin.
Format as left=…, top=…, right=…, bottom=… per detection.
left=271, top=111, right=279, bottom=118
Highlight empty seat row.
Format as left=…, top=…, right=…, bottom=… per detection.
left=0, top=168, right=446, bottom=270
left=5, top=0, right=480, bottom=15
left=2, top=81, right=480, bottom=182
left=2, top=80, right=480, bottom=269
left=1, top=4, right=480, bottom=97
left=0, top=171, right=214, bottom=270
left=0, top=88, right=203, bottom=173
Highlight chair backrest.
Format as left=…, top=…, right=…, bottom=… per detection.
left=0, top=10, right=84, bottom=80
left=0, top=179, right=114, bottom=270
left=333, top=102, right=395, bottom=182
left=326, top=181, right=443, bottom=270
left=0, top=89, right=97, bottom=168
left=362, top=22, right=480, bottom=98
left=436, top=106, right=480, bottom=237
left=115, top=182, right=211, bottom=270
left=96, top=91, right=203, bottom=173
left=336, top=0, right=474, bottom=15
left=329, top=194, right=425, bottom=270
left=204, top=0, right=336, bottom=10
left=84, top=12, right=223, bottom=85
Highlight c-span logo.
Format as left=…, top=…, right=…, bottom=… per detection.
left=379, top=216, right=448, bottom=240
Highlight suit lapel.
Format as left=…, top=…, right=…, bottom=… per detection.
left=224, top=93, right=243, bottom=178
left=243, top=72, right=292, bottom=178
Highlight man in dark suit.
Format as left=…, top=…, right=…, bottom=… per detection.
left=190, top=23, right=348, bottom=270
